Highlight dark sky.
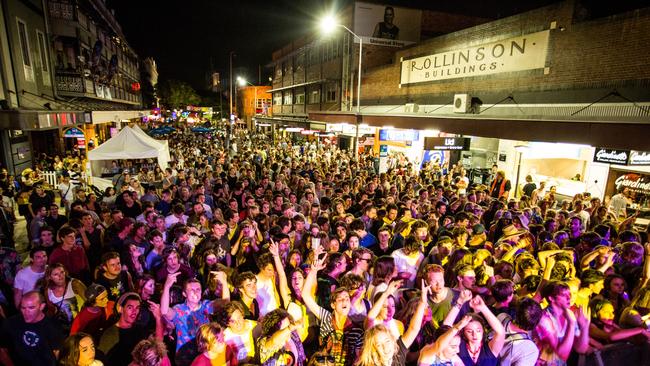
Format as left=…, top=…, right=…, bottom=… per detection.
left=107, top=0, right=559, bottom=91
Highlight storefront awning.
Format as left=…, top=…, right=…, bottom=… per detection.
left=91, top=110, right=148, bottom=125
left=308, top=110, right=650, bottom=151
left=0, top=110, right=90, bottom=131
left=267, top=79, right=327, bottom=93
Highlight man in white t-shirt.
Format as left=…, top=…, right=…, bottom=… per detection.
left=13, top=247, right=47, bottom=308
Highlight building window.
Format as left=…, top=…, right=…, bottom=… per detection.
left=273, top=92, right=282, bottom=105
left=16, top=19, right=34, bottom=82
left=309, top=87, right=320, bottom=104
left=36, top=30, right=51, bottom=85
left=283, top=90, right=293, bottom=105
left=325, top=83, right=337, bottom=102
left=295, top=88, right=305, bottom=105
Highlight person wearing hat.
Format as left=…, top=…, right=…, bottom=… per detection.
left=469, top=224, right=489, bottom=249
left=497, top=224, right=528, bottom=244
left=70, top=284, right=111, bottom=340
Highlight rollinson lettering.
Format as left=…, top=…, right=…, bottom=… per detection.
left=401, top=30, right=549, bottom=84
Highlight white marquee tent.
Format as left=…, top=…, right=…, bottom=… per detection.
left=88, top=126, right=171, bottom=171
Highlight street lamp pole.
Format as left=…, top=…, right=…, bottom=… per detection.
left=227, top=51, right=235, bottom=153
left=338, top=25, right=362, bottom=161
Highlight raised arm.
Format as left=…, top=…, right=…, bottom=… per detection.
left=366, top=280, right=401, bottom=327
left=401, top=280, right=429, bottom=348
left=147, top=300, right=164, bottom=340
left=301, top=253, right=326, bottom=320
left=470, top=295, right=505, bottom=356
left=269, top=240, right=291, bottom=307
left=419, top=315, right=472, bottom=364
left=160, top=272, right=180, bottom=321
left=442, top=289, right=472, bottom=327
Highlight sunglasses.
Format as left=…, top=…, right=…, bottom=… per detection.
left=315, top=355, right=336, bottom=363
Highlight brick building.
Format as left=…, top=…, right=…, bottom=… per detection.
left=310, top=1, right=650, bottom=151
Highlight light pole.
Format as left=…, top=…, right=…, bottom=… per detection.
left=237, top=76, right=258, bottom=131
left=227, top=51, right=235, bottom=153
left=320, top=15, right=362, bottom=161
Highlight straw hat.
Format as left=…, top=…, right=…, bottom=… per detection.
left=499, top=224, right=527, bottom=241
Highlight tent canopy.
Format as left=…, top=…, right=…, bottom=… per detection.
left=88, top=126, right=171, bottom=169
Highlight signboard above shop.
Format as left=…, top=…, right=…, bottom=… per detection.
left=379, top=129, right=419, bottom=141
left=424, top=137, right=470, bottom=150
left=593, top=148, right=630, bottom=165
left=629, top=150, right=650, bottom=166
left=400, top=30, right=550, bottom=85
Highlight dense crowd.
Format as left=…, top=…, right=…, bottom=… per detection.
left=0, top=125, right=648, bottom=366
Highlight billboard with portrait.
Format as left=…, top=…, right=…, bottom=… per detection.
left=354, top=2, right=422, bottom=47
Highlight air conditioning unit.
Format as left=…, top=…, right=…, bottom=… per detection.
left=453, top=94, right=471, bottom=113
left=404, top=103, right=419, bottom=113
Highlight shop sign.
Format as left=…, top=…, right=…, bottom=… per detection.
left=593, top=148, right=629, bottom=165
left=63, top=127, right=85, bottom=138
left=615, top=173, right=650, bottom=194
left=379, top=144, right=388, bottom=157
left=424, top=137, right=470, bottom=151
left=379, top=129, right=419, bottom=141
left=629, top=150, right=650, bottom=166
left=400, top=30, right=549, bottom=85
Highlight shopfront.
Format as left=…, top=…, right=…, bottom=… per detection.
left=501, top=140, right=600, bottom=201
left=594, top=148, right=650, bottom=209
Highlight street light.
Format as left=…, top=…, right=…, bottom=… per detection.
left=320, top=14, right=362, bottom=160
left=236, top=76, right=258, bottom=131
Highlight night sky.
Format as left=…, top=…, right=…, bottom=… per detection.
left=107, top=0, right=559, bottom=91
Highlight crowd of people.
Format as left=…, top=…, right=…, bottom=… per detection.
left=0, top=124, right=648, bottom=366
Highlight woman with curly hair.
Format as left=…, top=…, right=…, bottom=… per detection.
left=130, top=336, right=171, bottom=366
left=257, top=308, right=306, bottom=366
left=57, top=332, right=102, bottom=366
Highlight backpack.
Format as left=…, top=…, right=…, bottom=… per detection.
left=497, top=313, right=535, bottom=366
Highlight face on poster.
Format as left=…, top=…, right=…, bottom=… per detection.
left=354, top=2, right=421, bottom=47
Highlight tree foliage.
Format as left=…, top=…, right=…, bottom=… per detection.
left=158, top=79, right=201, bottom=108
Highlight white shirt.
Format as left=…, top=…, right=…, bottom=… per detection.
left=391, top=249, right=424, bottom=288
left=14, top=266, right=45, bottom=294
left=165, top=214, right=188, bottom=229
left=224, top=320, right=257, bottom=363
left=256, top=275, right=280, bottom=317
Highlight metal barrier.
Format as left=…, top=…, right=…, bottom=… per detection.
left=574, top=342, right=650, bottom=366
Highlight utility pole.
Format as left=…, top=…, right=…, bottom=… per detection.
left=227, top=51, right=235, bottom=153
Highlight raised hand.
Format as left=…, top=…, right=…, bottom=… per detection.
left=576, top=306, right=591, bottom=329
left=457, top=289, right=473, bottom=305
left=420, top=280, right=431, bottom=303
left=456, top=314, right=472, bottom=329
left=268, top=240, right=280, bottom=257
left=148, top=300, right=162, bottom=319
left=311, top=253, right=327, bottom=272
left=164, top=271, right=180, bottom=289
left=388, top=279, right=403, bottom=295
left=211, top=271, right=227, bottom=284
left=469, top=295, right=487, bottom=312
